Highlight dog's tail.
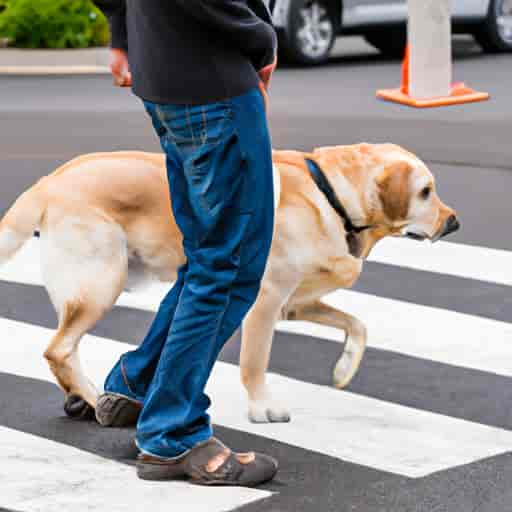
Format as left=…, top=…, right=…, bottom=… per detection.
left=0, top=184, right=45, bottom=265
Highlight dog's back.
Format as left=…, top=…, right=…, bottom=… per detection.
left=0, top=151, right=175, bottom=259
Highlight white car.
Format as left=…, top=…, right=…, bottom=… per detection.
left=267, top=0, right=512, bottom=64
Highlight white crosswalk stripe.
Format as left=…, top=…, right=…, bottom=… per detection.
left=278, top=288, right=512, bottom=377
left=367, top=237, right=512, bottom=286
left=1, top=426, right=270, bottom=512
left=1, top=236, right=512, bottom=508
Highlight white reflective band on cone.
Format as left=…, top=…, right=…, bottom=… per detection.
left=408, top=0, right=452, bottom=99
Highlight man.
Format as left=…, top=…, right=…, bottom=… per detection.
left=93, top=0, right=278, bottom=487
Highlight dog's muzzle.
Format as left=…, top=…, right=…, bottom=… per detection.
left=431, top=214, right=460, bottom=242
left=405, top=214, right=460, bottom=242
left=439, top=214, right=460, bottom=238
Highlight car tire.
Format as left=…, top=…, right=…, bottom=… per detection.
left=364, top=28, right=407, bottom=59
left=474, top=0, right=512, bottom=52
left=278, top=0, right=337, bottom=65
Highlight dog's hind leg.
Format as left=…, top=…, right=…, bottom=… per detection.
left=40, top=210, right=128, bottom=419
left=44, top=301, right=108, bottom=420
left=292, top=300, right=367, bottom=389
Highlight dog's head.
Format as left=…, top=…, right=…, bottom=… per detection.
left=373, top=145, right=459, bottom=242
left=313, top=144, right=459, bottom=248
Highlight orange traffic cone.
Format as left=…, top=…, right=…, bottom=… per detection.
left=377, top=44, right=489, bottom=108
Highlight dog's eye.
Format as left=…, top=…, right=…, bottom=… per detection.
left=420, top=186, right=431, bottom=200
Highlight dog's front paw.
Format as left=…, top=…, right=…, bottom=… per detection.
left=248, top=399, right=291, bottom=424
left=64, top=394, right=96, bottom=421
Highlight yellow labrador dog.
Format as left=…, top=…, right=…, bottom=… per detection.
left=0, top=143, right=458, bottom=423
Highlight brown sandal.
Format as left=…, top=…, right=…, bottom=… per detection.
left=136, top=437, right=278, bottom=487
left=95, top=392, right=142, bottom=427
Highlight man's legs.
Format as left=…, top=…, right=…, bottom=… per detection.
left=98, top=88, right=275, bottom=459
left=136, top=88, right=274, bottom=457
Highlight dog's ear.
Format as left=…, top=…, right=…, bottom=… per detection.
left=376, top=161, right=412, bottom=221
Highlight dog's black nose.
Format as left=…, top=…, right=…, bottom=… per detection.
left=442, top=215, right=460, bottom=237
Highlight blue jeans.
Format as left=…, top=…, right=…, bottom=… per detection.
left=103, top=88, right=275, bottom=458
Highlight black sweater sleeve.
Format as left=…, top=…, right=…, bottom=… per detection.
left=174, top=0, right=277, bottom=70
left=93, top=0, right=128, bottom=51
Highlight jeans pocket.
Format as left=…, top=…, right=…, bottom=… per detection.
left=157, top=102, right=233, bottom=149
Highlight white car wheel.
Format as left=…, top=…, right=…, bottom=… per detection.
left=279, top=0, right=337, bottom=65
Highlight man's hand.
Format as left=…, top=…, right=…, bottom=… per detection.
left=258, top=55, right=277, bottom=90
left=258, top=55, right=277, bottom=113
left=110, top=48, right=132, bottom=87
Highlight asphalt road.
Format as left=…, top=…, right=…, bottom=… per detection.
left=0, top=37, right=511, bottom=512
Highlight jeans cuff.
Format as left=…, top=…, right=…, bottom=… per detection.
left=103, top=355, right=144, bottom=403
left=135, top=439, right=192, bottom=460
left=135, top=426, right=213, bottom=459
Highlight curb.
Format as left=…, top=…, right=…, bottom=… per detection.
left=0, top=65, right=109, bottom=75
left=0, top=47, right=110, bottom=75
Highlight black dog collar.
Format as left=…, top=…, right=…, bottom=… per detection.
left=305, top=158, right=371, bottom=257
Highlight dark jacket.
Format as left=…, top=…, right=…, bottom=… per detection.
left=93, top=0, right=277, bottom=104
